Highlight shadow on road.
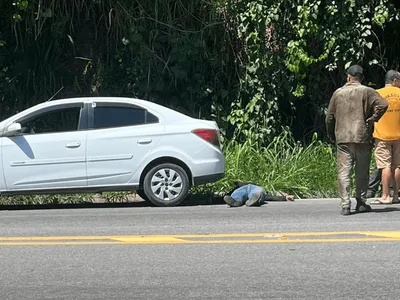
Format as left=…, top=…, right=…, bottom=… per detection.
left=0, top=202, right=149, bottom=211
left=350, top=206, right=400, bottom=215
left=370, top=206, right=400, bottom=213
left=0, top=194, right=226, bottom=211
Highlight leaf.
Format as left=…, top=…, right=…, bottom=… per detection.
left=345, top=61, right=352, bottom=69
left=365, top=42, right=373, bottom=49
left=19, top=0, right=28, bottom=10
left=361, top=29, right=371, bottom=37
left=220, top=89, right=228, bottom=99
left=43, top=8, right=53, bottom=18
left=131, top=33, right=143, bottom=42
left=67, top=34, right=74, bottom=44
left=122, top=37, right=129, bottom=46
left=12, top=14, right=22, bottom=22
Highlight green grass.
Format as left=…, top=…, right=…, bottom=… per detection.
left=0, top=132, right=341, bottom=205
left=0, top=192, right=135, bottom=206
left=197, top=132, right=339, bottom=198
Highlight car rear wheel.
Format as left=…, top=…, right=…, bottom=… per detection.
left=143, top=163, right=190, bottom=207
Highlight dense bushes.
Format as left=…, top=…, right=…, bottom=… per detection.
left=0, top=1, right=399, bottom=202
left=1, top=1, right=400, bottom=142
left=198, top=132, right=338, bottom=198
left=0, top=133, right=339, bottom=205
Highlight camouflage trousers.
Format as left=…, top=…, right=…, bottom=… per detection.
left=337, top=143, right=373, bottom=208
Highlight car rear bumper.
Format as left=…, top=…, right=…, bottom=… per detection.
left=193, top=172, right=224, bottom=186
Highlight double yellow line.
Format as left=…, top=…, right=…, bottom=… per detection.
left=1, top=231, right=400, bottom=246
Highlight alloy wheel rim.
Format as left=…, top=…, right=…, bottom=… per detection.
left=151, top=168, right=183, bottom=201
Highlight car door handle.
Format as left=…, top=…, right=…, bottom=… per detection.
left=138, top=138, right=152, bottom=145
left=65, top=142, right=81, bottom=149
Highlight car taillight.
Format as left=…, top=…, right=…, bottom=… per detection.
left=192, top=129, right=220, bottom=148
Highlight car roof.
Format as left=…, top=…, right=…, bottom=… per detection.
left=3, top=97, right=193, bottom=125
left=36, top=97, right=172, bottom=112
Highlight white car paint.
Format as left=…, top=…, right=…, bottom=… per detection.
left=86, top=122, right=163, bottom=186
left=2, top=131, right=87, bottom=189
left=0, top=97, right=225, bottom=203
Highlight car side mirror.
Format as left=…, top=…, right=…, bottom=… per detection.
left=3, top=122, right=22, bottom=137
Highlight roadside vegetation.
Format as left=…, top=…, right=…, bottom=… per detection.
left=0, top=0, right=397, bottom=204
left=0, top=132, right=339, bottom=205
left=211, top=132, right=338, bottom=198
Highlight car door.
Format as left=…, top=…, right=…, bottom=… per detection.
left=86, top=101, right=162, bottom=187
left=1, top=103, right=88, bottom=191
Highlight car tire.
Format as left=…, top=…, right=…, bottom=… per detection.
left=135, top=189, right=149, bottom=201
left=143, top=163, right=190, bottom=207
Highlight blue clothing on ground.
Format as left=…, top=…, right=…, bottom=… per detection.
left=231, top=184, right=265, bottom=205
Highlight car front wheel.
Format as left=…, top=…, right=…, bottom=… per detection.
left=143, top=163, right=190, bottom=207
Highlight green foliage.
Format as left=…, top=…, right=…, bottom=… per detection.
left=196, top=132, right=338, bottom=198
left=1, top=0, right=400, bottom=140
left=224, top=0, right=400, bottom=142
left=226, top=1, right=282, bottom=142
left=0, top=1, right=400, bottom=201
left=0, top=192, right=136, bottom=205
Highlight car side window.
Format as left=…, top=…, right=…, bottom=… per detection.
left=19, top=107, right=81, bottom=134
left=93, top=106, right=158, bottom=129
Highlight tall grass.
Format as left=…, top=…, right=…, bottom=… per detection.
left=0, top=132, right=340, bottom=205
left=206, top=132, right=338, bottom=198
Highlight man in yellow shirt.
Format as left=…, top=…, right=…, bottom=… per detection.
left=371, top=70, right=400, bottom=204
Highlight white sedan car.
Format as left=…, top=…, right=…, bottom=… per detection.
left=0, top=97, right=225, bottom=206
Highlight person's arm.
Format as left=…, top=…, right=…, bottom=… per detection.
left=264, top=194, right=287, bottom=201
left=325, top=93, right=336, bottom=143
left=366, top=88, right=388, bottom=124
left=265, top=192, right=295, bottom=202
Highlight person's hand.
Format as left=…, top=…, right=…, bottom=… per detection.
left=286, top=195, right=295, bottom=201
left=279, top=191, right=295, bottom=201
left=366, top=117, right=375, bottom=128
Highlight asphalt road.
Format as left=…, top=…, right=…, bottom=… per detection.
left=1, top=199, right=400, bottom=299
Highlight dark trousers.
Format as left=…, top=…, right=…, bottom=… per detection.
left=367, top=164, right=395, bottom=197
left=367, top=165, right=382, bottom=197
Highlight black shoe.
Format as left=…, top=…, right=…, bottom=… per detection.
left=223, top=196, right=242, bottom=207
left=355, top=199, right=372, bottom=213
left=341, top=207, right=351, bottom=215
left=245, top=192, right=263, bottom=207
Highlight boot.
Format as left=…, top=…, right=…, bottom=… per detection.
left=245, top=192, right=263, bottom=207
left=223, top=196, right=242, bottom=207
left=355, top=198, right=371, bottom=213
left=341, top=207, right=351, bottom=215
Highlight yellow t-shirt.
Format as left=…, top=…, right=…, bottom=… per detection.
left=373, top=86, right=400, bottom=141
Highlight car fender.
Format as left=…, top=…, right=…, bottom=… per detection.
left=129, top=145, right=194, bottom=185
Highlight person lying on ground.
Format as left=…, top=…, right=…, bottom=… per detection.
left=222, top=182, right=295, bottom=207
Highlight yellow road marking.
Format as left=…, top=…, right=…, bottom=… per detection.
left=0, top=231, right=393, bottom=240
left=1, top=231, right=400, bottom=246
left=364, top=231, right=400, bottom=238
left=0, top=241, right=125, bottom=246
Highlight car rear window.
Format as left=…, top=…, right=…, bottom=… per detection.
left=93, top=106, right=158, bottom=129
